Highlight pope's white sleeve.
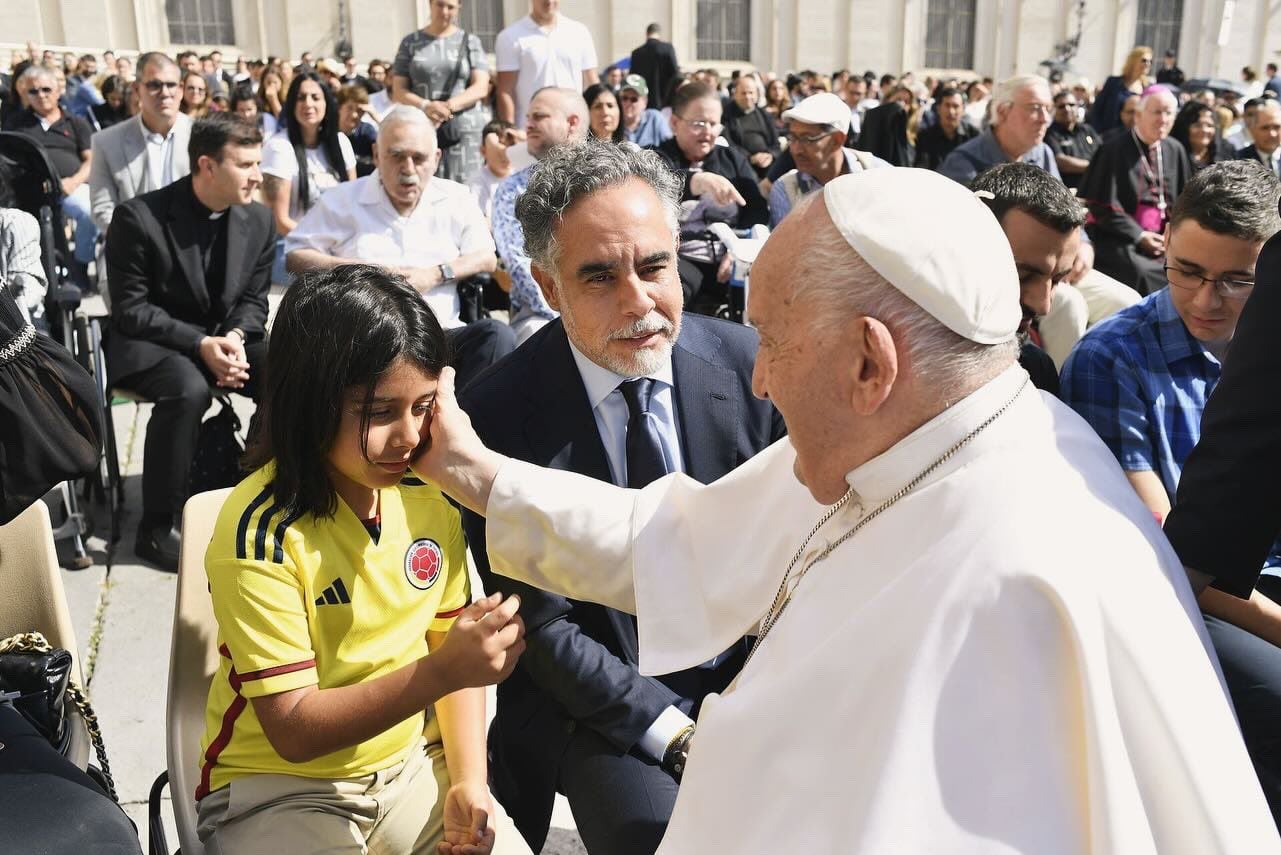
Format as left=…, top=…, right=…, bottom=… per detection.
left=485, top=457, right=642, bottom=613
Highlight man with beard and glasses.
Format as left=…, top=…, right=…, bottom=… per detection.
left=286, top=106, right=512, bottom=390
left=458, top=138, right=785, bottom=854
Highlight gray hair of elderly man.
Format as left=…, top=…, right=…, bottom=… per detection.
left=515, top=139, right=683, bottom=277
left=785, top=191, right=1018, bottom=401
left=17, top=64, right=57, bottom=89
left=377, top=104, right=438, bottom=150
left=988, top=74, right=1050, bottom=126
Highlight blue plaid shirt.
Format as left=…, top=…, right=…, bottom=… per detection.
left=492, top=165, right=557, bottom=321
left=1060, top=288, right=1220, bottom=499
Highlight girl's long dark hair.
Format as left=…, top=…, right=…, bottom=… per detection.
left=244, top=264, right=450, bottom=519
left=283, top=72, right=348, bottom=213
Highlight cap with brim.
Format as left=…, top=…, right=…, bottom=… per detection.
left=621, top=74, right=649, bottom=97
left=820, top=169, right=1020, bottom=345
left=781, top=92, right=851, bottom=135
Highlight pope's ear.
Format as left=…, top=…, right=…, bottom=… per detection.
left=531, top=264, right=559, bottom=311
left=850, top=316, right=897, bottom=416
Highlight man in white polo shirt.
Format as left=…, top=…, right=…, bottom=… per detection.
left=495, top=0, right=599, bottom=127
left=286, top=106, right=514, bottom=388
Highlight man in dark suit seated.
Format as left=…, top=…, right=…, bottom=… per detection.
left=460, top=139, right=786, bottom=854
left=104, top=113, right=275, bottom=570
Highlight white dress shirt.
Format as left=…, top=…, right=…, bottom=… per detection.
left=143, top=125, right=178, bottom=193
left=566, top=337, right=694, bottom=759
left=284, top=172, right=494, bottom=328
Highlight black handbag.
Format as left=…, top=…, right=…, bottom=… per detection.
left=434, top=32, right=471, bottom=150
left=0, top=632, right=117, bottom=800
left=188, top=397, right=245, bottom=495
left=0, top=646, right=72, bottom=754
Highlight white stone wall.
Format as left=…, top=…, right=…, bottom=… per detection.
left=4, top=0, right=1281, bottom=90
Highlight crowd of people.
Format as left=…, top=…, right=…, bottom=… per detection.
left=6, top=1, right=1281, bottom=852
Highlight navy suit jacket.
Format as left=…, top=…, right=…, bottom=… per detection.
left=460, top=314, right=785, bottom=848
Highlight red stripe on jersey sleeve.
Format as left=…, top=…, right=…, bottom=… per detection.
left=435, top=605, right=467, bottom=620
left=237, top=659, right=317, bottom=682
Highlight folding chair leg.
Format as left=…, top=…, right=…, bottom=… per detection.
left=50, top=482, right=92, bottom=570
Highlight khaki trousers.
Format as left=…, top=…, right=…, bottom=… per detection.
left=196, top=728, right=531, bottom=855
left=1039, top=268, right=1142, bottom=368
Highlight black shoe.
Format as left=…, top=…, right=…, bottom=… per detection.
left=135, top=524, right=181, bottom=573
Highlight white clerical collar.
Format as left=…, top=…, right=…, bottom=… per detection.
left=844, top=364, right=1030, bottom=508
left=566, top=336, right=674, bottom=412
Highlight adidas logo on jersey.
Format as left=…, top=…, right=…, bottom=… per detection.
left=315, top=578, right=352, bottom=606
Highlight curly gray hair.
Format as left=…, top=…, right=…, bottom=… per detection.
left=515, top=139, right=684, bottom=275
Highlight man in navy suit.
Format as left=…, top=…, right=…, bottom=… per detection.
left=460, top=140, right=785, bottom=854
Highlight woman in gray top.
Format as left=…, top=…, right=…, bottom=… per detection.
left=392, top=0, right=492, bottom=184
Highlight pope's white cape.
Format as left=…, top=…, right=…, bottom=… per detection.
left=484, top=365, right=1278, bottom=853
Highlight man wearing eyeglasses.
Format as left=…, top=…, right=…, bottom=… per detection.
left=1060, top=159, right=1281, bottom=827
left=89, top=52, right=192, bottom=232
left=3, top=64, right=98, bottom=290
left=1045, top=90, right=1100, bottom=190
left=767, top=92, right=889, bottom=228
left=939, top=75, right=1060, bottom=187
left=1061, top=160, right=1276, bottom=518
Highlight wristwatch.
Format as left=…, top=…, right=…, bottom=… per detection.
left=661, top=724, right=695, bottom=782
left=438, top=263, right=456, bottom=283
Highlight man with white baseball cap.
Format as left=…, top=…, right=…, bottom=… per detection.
left=414, top=167, right=1278, bottom=853
left=769, top=91, right=890, bottom=226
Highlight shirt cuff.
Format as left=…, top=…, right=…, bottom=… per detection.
left=637, top=705, right=694, bottom=762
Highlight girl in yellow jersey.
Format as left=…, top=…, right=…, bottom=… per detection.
left=196, top=265, right=531, bottom=855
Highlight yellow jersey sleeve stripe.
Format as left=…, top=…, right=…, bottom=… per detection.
left=235, top=486, right=274, bottom=560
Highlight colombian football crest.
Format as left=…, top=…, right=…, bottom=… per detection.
left=404, top=538, right=443, bottom=590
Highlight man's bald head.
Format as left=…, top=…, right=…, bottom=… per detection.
left=377, top=104, right=437, bottom=153
left=526, top=87, right=589, bottom=159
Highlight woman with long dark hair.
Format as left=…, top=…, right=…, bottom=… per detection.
left=1171, top=101, right=1234, bottom=172
left=583, top=83, right=624, bottom=142
left=260, top=72, right=355, bottom=238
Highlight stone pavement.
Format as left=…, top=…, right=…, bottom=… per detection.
left=51, top=395, right=585, bottom=854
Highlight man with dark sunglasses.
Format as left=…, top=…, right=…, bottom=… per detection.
left=2, top=64, right=98, bottom=290
left=89, top=51, right=192, bottom=231
left=1061, top=160, right=1281, bottom=828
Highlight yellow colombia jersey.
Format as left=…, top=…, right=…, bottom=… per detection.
left=196, top=464, right=470, bottom=799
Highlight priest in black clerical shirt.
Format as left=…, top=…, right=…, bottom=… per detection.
left=104, top=113, right=275, bottom=571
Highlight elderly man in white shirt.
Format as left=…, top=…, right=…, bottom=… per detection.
left=286, top=106, right=513, bottom=388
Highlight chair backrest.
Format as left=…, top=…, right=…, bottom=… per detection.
left=0, top=499, right=89, bottom=768
left=166, top=488, right=232, bottom=855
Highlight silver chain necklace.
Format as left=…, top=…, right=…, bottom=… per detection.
left=741, top=379, right=1029, bottom=673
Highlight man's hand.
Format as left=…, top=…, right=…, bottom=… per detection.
left=437, top=782, right=495, bottom=855
left=410, top=367, right=505, bottom=514
left=1066, top=240, right=1095, bottom=284
left=749, top=151, right=774, bottom=169
left=432, top=592, right=525, bottom=691
left=690, top=172, right=747, bottom=207
left=198, top=335, right=250, bottom=389
left=1137, top=231, right=1165, bottom=257
left=400, top=265, right=445, bottom=294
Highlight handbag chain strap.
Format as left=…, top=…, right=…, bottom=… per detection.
left=0, top=631, right=117, bottom=801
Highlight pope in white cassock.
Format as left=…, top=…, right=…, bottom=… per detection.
left=415, top=167, right=1280, bottom=852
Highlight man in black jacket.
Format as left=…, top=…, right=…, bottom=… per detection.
left=105, top=113, right=275, bottom=570
left=629, top=23, right=680, bottom=111
left=462, top=140, right=785, bottom=855
left=648, top=82, right=768, bottom=308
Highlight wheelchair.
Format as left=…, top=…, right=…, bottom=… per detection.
left=679, top=222, right=771, bottom=325
left=0, top=132, right=116, bottom=568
